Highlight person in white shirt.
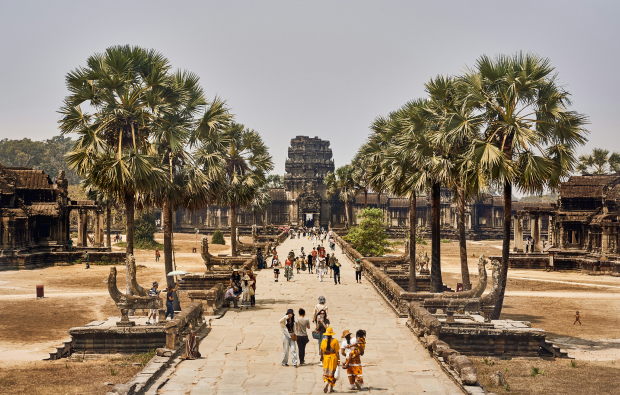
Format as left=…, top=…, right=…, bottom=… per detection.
left=279, top=309, right=298, bottom=367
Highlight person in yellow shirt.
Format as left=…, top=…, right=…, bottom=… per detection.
left=320, top=327, right=340, bottom=393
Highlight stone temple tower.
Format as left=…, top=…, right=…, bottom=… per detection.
left=284, top=136, right=335, bottom=227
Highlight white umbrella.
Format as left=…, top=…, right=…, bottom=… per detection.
left=167, top=270, right=188, bottom=276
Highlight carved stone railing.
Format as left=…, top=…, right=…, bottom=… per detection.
left=108, top=267, right=162, bottom=326
left=201, top=236, right=257, bottom=272
left=164, top=301, right=204, bottom=350
left=187, top=283, right=225, bottom=315
left=127, top=254, right=147, bottom=297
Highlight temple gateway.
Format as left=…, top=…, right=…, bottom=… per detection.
left=174, top=136, right=550, bottom=239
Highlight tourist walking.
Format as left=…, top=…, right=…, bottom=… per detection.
left=315, top=309, right=330, bottom=360
left=147, top=281, right=160, bottom=325
left=321, top=327, right=340, bottom=393
left=155, top=248, right=160, bottom=262
left=257, top=249, right=264, bottom=269
left=342, top=330, right=366, bottom=390
left=307, top=253, right=314, bottom=274
left=295, top=308, right=311, bottom=365
left=224, top=285, right=240, bottom=308
left=84, top=251, right=90, bottom=269
left=279, top=309, right=299, bottom=367
left=230, top=268, right=242, bottom=297
left=285, top=254, right=294, bottom=281
left=317, top=258, right=326, bottom=282
left=295, top=256, right=302, bottom=274
left=165, top=282, right=179, bottom=320
left=240, top=275, right=254, bottom=309
left=354, top=259, right=362, bottom=283
left=273, top=255, right=281, bottom=282
left=247, top=270, right=257, bottom=307
left=333, top=258, right=341, bottom=285
left=312, top=295, right=329, bottom=322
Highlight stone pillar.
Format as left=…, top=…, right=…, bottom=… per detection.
left=547, top=215, right=553, bottom=246
left=513, top=215, right=523, bottom=252
left=98, top=212, right=104, bottom=246
left=77, top=209, right=85, bottom=247
left=533, top=215, right=541, bottom=252
left=95, top=212, right=101, bottom=247
left=559, top=224, right=565, bottom=249
left=217, top=209, right=222, bottom=229
left=601, top=226, right=610, bottom=259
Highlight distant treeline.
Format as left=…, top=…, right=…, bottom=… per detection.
left=0, top=135, right=81, bottom=184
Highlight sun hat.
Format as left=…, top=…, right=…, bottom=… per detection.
left=342, top=329, right=351, bottom=338
left=243, top=274, right=250, bottom=280
left=152, top=281, right=158, bottom=287
left=286, top=308, right=294, bottom=315
left=324, top=327, right=336, bottom=336
left=232, top=267, right=239, bottom=272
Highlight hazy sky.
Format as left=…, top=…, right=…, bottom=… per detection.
left=1, top=0, right=618, bottom=180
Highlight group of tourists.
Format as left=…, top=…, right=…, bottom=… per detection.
left=280, top=296, right=367, bottom=392
left=224, top=267, right=257, bottom=309
left=146, top=280, right=178, bottom=324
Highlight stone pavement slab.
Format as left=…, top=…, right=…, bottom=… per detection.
left=156, top=236, right=461, bottom=394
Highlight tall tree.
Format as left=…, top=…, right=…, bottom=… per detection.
left=59, top=45, right=172, bottom=293
left=195, top=123, right=273, bottom=256
left=324, top=165, right=356, bottom=228
left=576, top=148, right=620, bottom=175
left=457, top=52, right=589, bottom=318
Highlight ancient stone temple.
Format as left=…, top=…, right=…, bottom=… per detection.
left=0, top=162, right=115, bottom=269
left=283, top=136, right=335, bottom=227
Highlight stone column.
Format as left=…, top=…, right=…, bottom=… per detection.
left=547, top=215, right=554, bottom=246
left=217, top=208, right=222, bottom=229
left=95, top=212, right=101, bottom=247
left=77, top=209, right=85, bottom=247
left=559, top=224, right=565, bottom=249
left=513, top=214, right=523, bottom=252
left=601, top=226, right=610, bottom=259
left=533, top=214, right=541, bottom=252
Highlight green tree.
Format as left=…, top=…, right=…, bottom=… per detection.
left=195, top=122, right=273, bottom=256
left=211, top=229, right=225, bottom=245
left=324, top=165, right=356, bottom=228
left=576, top=148, right=620, bottom=175
left=134, top=211, right=158, bottom=245
left=59, top=45, right=175, bottom=294
left=455, top=52, right=589, bottom=318
left=343, top=208, right=392, bottom=256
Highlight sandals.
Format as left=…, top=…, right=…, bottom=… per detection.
left=323, top=384, right=329, bottom=393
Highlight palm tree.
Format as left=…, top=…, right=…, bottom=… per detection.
left=60, top=45, right=173, bottom=293
left=351, top=152, right=371, bottom=208
left=250, top=188, right=272, bottom=226
left=195, top=123, right=273, bottom=256
left=266, top=174, right=285, bottom=189
left=456, top=52, right=589, bottom=318
left=324, top=165, right=356, bottom=229
left=576, top=148, right=620, bottom=175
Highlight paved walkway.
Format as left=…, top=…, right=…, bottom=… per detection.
left=156, top=237, right=461, bottom=394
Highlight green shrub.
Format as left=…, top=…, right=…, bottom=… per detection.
left=343, top=208, right=393, bottom=257
left=441, top=239, right=451, bottom=243
left=211, top=230, right=225, bottom=245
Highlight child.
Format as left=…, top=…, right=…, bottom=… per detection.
left=574, top=311, right=582, bottom=325
left=147, top=281, right=160, bottom=325
left=273, top=255, right=280, bottom=282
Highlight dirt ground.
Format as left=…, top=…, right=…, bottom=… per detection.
left=472, top=358, right=620, bottom=395
left=1, top=233, right=619, bottom=393
left=396, top=239, right=620, bottom=360
left=0, top=356, right=145, bottom=395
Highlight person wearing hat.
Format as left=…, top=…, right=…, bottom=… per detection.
left=354, top=259, right=363, bottom=283
left=240, top=274, right=254, bottom=309
left=342, top=329, right=366, bottom=390
left=279, top=308, right=299, bottom=367
left=320, top=326, right=340, bottom=392
left=230, top=267, right=242, bottom=296
left=147, top=281, right=160, bottom=325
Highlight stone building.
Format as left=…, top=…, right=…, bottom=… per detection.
left=0, top=163, right=108, bottom=268
left=173, top=135, right=550, bottom=240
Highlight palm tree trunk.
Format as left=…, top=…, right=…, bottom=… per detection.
left=457, top=184, right=471, bottom=290
left=106, top=203, right=111, bottom=249
left=231, top=203, right=237, bottom=256
left=163, top=200, right=175, bottom=288
left=124, top=191, right=135, bottom=295
left=408, top=193, right=417, bottom=292
left=344, top=200, right=351, bottom=229
left=491, top=182, right=512, bottom=319
left=364, top=189, right=368, bottom=208
left=430, top=182, right=443, bottom=293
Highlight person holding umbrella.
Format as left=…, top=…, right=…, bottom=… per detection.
left=165, top=282, right=179, bottom=320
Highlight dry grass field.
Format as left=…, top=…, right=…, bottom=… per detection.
left=0, top=233, right=618, bottom=393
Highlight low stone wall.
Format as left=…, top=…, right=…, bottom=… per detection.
left=493, top=252, right=620, bottom=275
left=69, top=326, right=166, bottom=355
left=0, top=250, right=126, bottom=271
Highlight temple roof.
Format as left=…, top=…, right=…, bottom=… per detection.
left=559, top=175, right=620, bottom=199
left=8, top=168, right=54, bottom=189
